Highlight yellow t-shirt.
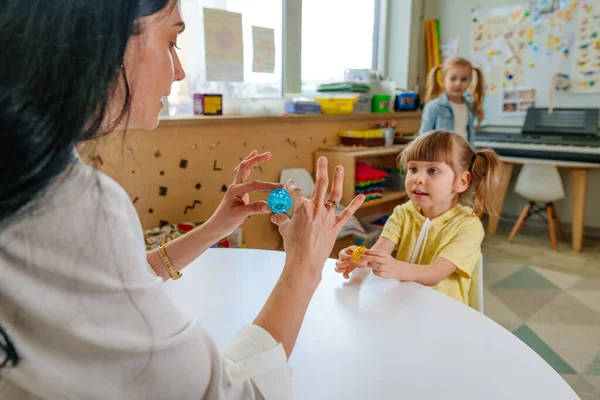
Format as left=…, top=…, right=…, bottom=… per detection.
left=380, top=201, right=484, bottom=305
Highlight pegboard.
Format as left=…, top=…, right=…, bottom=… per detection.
left=81, top=113, right=421, bottom=250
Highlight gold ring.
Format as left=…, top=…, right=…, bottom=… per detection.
left=325, top=199, right=340, bottom=209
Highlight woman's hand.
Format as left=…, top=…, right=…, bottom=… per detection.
left=207, top=150, right=282, bottom=238
left=361, top=248, right=402, bottom=279
left=335, top=246, right=368, bottom=279
left=271, top=156, right=365, bottom=273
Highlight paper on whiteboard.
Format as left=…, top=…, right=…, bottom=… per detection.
left=569, top=3, right=600, bottom=93
left=204, top=8, right=244, bottom=82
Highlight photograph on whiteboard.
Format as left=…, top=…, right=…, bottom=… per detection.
left=519, top=89, right=536, bottom=100
left=519, top=101, right=535, bottom=111
left=503, top=91, right=520, bottom=100
left=501, top=87, right=536, bottom=116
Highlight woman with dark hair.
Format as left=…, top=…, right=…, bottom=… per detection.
left=0, top=1, right=364, bottom=398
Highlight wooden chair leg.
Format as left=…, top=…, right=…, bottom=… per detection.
left=550, top=203, right=566, bottom=241
left=508, top=202, right=533, bottom=243
left=520, top=209, right=529, bottom=233
left=546, top=205, right=558, bottom=251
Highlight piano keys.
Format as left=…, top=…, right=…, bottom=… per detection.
left=474, top=108, right=600, bottom=164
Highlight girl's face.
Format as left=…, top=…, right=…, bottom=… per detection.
left=405, top=160, right=470, bottom=217
left=443, top=65, right=472, bottom=99
left=109, top=4, right=186, bottom=130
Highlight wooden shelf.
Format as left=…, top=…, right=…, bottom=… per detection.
left=159, top=111, right=421, bottom=128
left=318, top=144, right=407, bottom=158
left=360, top=191, right=407, bottom=208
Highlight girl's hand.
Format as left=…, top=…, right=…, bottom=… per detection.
left=335, top=246, right=367, bottom=279
left=208, top=151, right=282, bottom=238
left=271, top=157, right=365, bottom=274
left=361, top=248, right=402, bottom=280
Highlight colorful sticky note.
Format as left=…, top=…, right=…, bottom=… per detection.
left=529, top=62, right=535, bottom=67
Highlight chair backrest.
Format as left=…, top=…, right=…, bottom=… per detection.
left=514, top=164, right=565, bottom=203
left=280, top=168, right=315, bottom=197
left=469, top=254, right=484, bottom=313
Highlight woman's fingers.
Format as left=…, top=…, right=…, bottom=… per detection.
left=335, top=195, right=365, bottom=227
left=326, top=165, right=344, bottom=208
left=231, top=180, right=282, bottom=196
left=270, top=213, right=290, bottom=227
left=233, top=151, right=270, bottom=184
left=285, top=179, right=305, bottom=205
left=311, top=157, right=329, bottom=205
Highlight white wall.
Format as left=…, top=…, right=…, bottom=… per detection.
left=409, top=0, right=600, bottom=233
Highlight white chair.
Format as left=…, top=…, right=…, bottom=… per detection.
left=279, top=168, right=315, bottom=198
left=469, top=254, right=484, bottom=313
left=508, top=164, right=566, bottom=250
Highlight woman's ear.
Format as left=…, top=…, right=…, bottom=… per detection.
left=456, top=171, right=471, bottom=194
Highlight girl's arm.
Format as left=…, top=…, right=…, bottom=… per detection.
left=361, top=249, right=456, bottom=286
left=372, top=237, right=396, bottom=253
left=393, top=258, right=456, bottom=286
left=418, top=102, right=436, bottom=135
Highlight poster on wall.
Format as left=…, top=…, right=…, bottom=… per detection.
left=501, top=87, right=536, bottom=115
left=440, top=37, right=460, bottom=63
left=569, top=2, right=600, bottom=93
left=203, top=8, right=244, bottom=82
left=252, top=26, right=276, bottom=73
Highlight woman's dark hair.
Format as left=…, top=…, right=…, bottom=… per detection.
left=0, top=0, right=177, bottom=370
left=0, top=0, right=176, bottom=226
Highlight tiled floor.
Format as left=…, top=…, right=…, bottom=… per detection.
left=483, top=223, right=600, bottom=399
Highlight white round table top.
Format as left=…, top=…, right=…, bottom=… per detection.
left=164, top=248, right=577, bottom=400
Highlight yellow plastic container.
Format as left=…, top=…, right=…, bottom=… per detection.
left=314, top=97, right=358, bottom=115
left=338, top=129, right=384, bottom=138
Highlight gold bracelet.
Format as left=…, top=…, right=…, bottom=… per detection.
left=158, top=243, right=182, bottom=280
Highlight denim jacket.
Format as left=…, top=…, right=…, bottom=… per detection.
left=418, top=93, right=476, bottom=144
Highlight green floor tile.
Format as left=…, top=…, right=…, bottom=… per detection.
left=585, top=353, right=600, bottom=376
left=513, top=325, right=577, bottom=375
left=491, top=266, right=561, bottom=291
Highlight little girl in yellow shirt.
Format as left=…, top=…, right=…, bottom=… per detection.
left=336, top=130, right=500, bottom=305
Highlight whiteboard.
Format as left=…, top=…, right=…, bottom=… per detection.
left=471, top=3, right=600, bottom=128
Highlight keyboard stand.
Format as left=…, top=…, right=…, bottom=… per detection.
left=488, top=156, right=600, bottom=252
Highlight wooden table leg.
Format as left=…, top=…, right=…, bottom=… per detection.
left=547, top=205, right=558, bottom=251
left=571, top=169, right=588, bottom=252
left=488, top=162, right=514, bottom=235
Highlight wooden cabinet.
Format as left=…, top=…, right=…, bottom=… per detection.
left=315, top=145, right=410, bottom=255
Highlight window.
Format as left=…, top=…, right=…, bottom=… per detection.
left=168, top=0, right=283, bottom=114
left=301, top=0, right=378, bottom=92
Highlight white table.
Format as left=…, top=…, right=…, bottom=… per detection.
left=164, top=249, right=577, bottom=399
